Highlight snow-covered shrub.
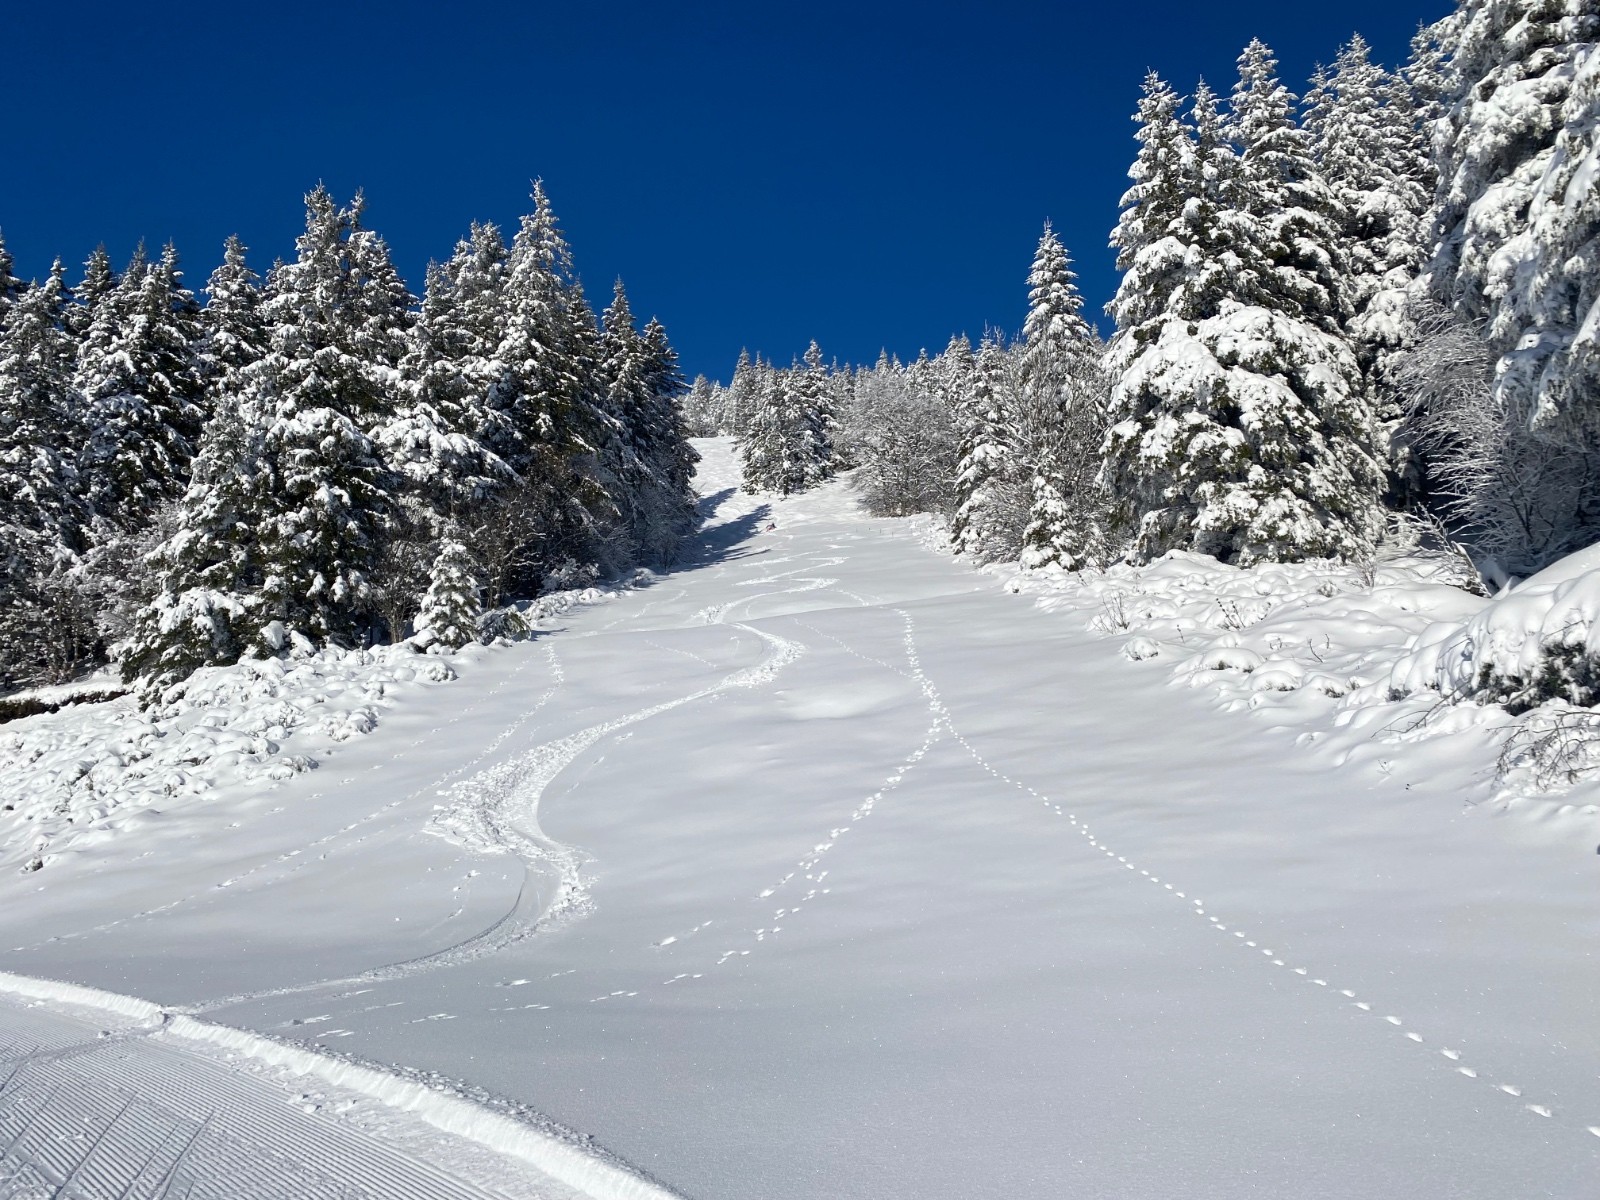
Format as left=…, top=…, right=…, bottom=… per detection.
left=1390, top=544, right=1600, bottom=712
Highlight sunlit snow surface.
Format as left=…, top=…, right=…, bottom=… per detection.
left=0, top=438, right=1597, bottom=1198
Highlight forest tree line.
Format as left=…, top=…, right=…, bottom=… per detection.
left=699, top=1, right=1599, bottom=591
left=0, top=183, right=698, bottom=695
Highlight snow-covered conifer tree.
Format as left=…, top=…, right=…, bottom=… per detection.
left=1426, top=2, right=1599, bottom=451
left=387, top=224, right=509, bottom=519
left=1017, top=224, right=1108, bottom=571
left=0, top=262, right=95, bottom=686
left=236, top=187, right=402, bottom=648
left=416, top=538, right=481, bottom=651
left=1104, top=48, right=1385, bottom=565
left=951, top=336, right=1027, bottom=561
left=74, top=242, right=206, bottom=533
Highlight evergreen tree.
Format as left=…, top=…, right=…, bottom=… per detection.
left=951, top=336, right=1026, bottom=561
left=490, top=182, right=615, bottom=585
left=723, top=348, right=759, bottom=437
left=0, top=262, right=94, bottom=686
left=1018, top=225, right=1108, bottom=571
left=1409, top=2, right=1600, bottom=569
left=387, top=224, right=509, bottom=519
left=1106, top=73, right=1197, bottom=347
left=0, top=231, right=22, bottom=333
left=0, top=261, right=81, bottom=556
left=68, top=245, right=116, bottom=339
left=638, top=314, right=699, bottom=548
left=74, top=242, right=206, bottom=532
left=799, top=341, right=835, bottom=481
left=120, top=397, right=266, bottom=695
left=196, top=234, right=268, bottom=401
left=1428, top=2, right=1600, bottom=434
left=739, top=361, right=811, bottom=495
left=416, top=537, right=481, bottom=651
left=238, top=186, right=402, bottom=648
left=1104, top=45, right=1385, bottom=565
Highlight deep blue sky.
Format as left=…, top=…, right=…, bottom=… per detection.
left=4, top=1, right=1450, bottom=383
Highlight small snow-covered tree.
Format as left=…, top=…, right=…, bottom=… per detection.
left=738, top=360, right=806, bottom=495
left=682, top=374, right=724, bottom=436
left=416, top=537, right=481, bottom=651
left=951, top=336, right=1028, bottom=561
left=1017, top=224, right=1110, bottom=571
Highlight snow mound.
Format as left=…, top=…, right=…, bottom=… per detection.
left=1390, top=544, right=1600, bottom=710
left=0, top=642, right=459, bottom=874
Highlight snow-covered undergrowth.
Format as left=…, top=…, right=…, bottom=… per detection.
left=995, top=545, right=1600, bottom=819
left=0, top=578, right=653, bottom=875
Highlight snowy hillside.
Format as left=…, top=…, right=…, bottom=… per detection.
left=0, top=438, right=1594, bottom=1199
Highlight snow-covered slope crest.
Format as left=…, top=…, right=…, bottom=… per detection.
left=1390, top=544, right=1600, bottom=706
left=0, top=969, right=682, bottom=1200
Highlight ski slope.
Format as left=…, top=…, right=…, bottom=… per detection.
left=1, top=438, right=1596, bottom=1198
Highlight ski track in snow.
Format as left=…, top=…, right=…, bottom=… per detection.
left=10, top=644, right=567, bottom=959
left=181, top=602, right=811, bottom=1016
left=933, top=693, right=1599, bottom=1142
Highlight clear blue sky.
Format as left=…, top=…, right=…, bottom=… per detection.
left=3, top=0, right=1450, bottom=383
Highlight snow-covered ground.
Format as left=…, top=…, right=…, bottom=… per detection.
left=0, top=438, right=1596, bottom=1198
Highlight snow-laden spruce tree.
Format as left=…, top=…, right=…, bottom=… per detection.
left=738, top=359, right=807, bottom=495
left=951, top=335, right=1028, bottom=561
left=0, top=261, right=97, bottom=687
left=73, top=243, right=206, bottom=534
left=232, top=187, right=406, bottom=650
left=797, top=340, right=837, bottom=478
left=638, top=314, right=699, bottom=550
left=416, top=537, right=481, bottom=651
left=1426, top=0, right=1600, bottom=428
left=723, top=348, right=759, bottom=438
left=681, top=374, right=724, bottom=436
left=1017, top=224, right=1111, bottom=571
left=489, top=182, right=619, bottom=588
left=1305, top=37, right=1433, bottom=418
left=1104, top=50, right=1385, bottom=566
left=387, top=223, right=510, bottom=520
left=120, top=395, right=267, bottom=695
left=67, top=245, right=116, bottom=339
left=194, top=235, right=268, bottom=405
left=0, top=232, right=22, bottom=332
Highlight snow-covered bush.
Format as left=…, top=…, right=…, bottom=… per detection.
left=1390, top=544, right=1600, bottom=712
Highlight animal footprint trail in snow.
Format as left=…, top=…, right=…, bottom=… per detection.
left=650, top=610, right=947, bottom=977
left=940, top=709, right=1596, bottom=1142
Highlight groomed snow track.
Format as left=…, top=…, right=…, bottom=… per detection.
left=0, top=972, right=679, bottom=1200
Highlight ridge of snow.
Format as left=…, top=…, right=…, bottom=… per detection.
left=0, top=967, right=680, bottom=1200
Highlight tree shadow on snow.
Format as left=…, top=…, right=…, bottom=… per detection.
left=675, top=490, right=773, bottom=572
